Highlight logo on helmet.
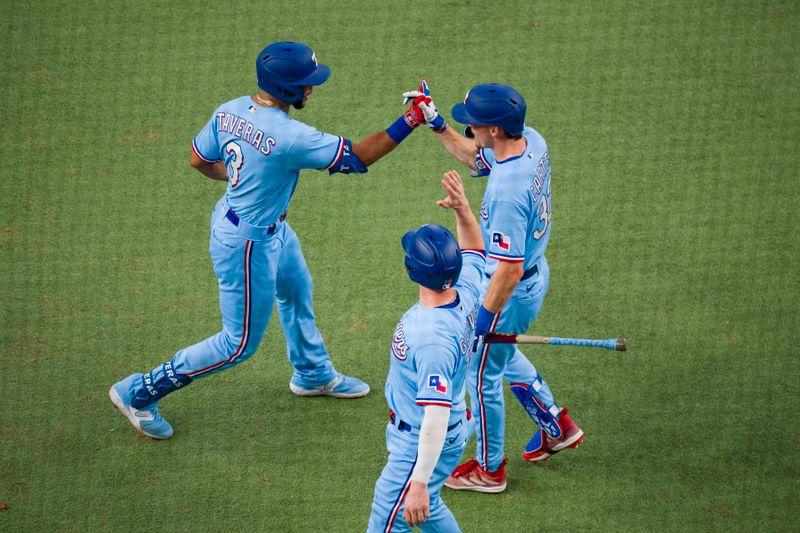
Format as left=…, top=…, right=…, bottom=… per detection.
left=311, top=52, right=318, bottom=67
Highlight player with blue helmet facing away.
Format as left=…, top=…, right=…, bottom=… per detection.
left=402, top=81, right=584, bottom=492
left=109, top=41, right=430, bottom=440
left=367, top=171, right=484, bottom=533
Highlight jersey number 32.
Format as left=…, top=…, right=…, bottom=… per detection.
left=533, top=192, right=551, bottom=240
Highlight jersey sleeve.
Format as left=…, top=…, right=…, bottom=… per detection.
left=285, top=124, right=345, bottom=172
left=487, top=199, right=528, bottom=262
left=192, top=112, right=223, bottom=163
left=473, top=148, right=495, bottom=177
left=455, top=249, right=486, bottom=299
left=414, top=345, right=456, bottom=408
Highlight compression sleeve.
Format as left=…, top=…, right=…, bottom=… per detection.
left=410, top=404, right=450, bottom=483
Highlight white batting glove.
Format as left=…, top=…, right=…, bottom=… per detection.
left=401, top=80, right=448, bottom=133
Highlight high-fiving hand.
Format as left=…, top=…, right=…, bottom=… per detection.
left=402, top=79, right=448, bottom=133
left=436, top=170, right=468, bottom=210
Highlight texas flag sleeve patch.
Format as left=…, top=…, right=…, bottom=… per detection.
left=428, top=374, right=448, bottom=394
left=492, top=231, right=511, bottom=251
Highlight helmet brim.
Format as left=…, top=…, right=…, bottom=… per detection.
left=294, top=64, right=331, bottom=86
left=451, top=102, right=489, bottom=127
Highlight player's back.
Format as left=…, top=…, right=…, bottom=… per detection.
left=193, top=96, right=342, bottom=226
left=479, top=126, right=552, bottom=274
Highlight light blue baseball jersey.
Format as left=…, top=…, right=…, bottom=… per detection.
left=386, top=250, right=486, bottom=429
left=476, top=126, right=552, bottom=277
left=192, top=96, right=346, bottom=226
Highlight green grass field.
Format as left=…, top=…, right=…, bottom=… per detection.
left=2, top=1, right=798, bottom=531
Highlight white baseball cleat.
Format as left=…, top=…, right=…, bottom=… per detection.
left=289, top=373, right=370, bottom=398
left=109, top=373, right=173, bottom=439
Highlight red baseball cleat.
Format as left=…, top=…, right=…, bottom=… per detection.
left=444, top=458, right=508, bottom=493
left=523, top=408, right=584, bottom=462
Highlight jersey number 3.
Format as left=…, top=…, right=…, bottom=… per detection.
left=533, top=193, right=551, bottom=240
left=224, top=141, right=244, bottom=188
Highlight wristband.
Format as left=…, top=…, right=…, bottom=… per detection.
left=385, top=115, right=415, bottom=144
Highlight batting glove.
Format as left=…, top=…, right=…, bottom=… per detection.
left=402, top=80, right=448, bottom=133
left=401, top=80, right=427, bottom=128
left=472, top=305, right=497, bottom=352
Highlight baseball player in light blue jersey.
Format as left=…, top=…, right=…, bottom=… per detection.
left=368, top=171, right=485, bottom=533
left=109, top=41, right=430, bottom=439
left=402, top=82, right=584, bottom=492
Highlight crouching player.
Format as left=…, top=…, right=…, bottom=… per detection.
left=367, top=171, right=484, bottom=533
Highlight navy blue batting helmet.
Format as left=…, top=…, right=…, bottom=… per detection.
left=256, top=41, right=330, bottom=105
left=451, top=83, right=526, bottom=136
left=402, top=224, right=463, bottom=291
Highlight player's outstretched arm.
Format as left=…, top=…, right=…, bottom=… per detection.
left=404, top=404, right=450, bottom=527
left=403, top=80, right=479, bottom=171
left=434, top=126, right=480, bottom=171
left=346, top=84, right=430, bottom=168
left=189, top=150, right=228, bottom=181
left=350, top=130, right=401, bottom=167
left=436, top=170, right=484, bottom=251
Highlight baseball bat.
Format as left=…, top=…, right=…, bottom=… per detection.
left=485, top=333, right=628, bottom=352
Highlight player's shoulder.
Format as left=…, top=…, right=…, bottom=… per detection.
left=523, top=125, right=547, bottom=148
left=284, top=116, right=338, bottom=148
left=459, top=249, right=487, bottom=275
left=412, top=338, right=458, bottom=367
left=404, top=309, right=458, bottom=349
left=487, top=164, right=533, bottom=205
left=213, top=95, right=253, bottom=113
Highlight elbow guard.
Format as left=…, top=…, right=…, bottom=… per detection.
left=326, top=138, right=368, bottom=175
left=473, top=150, right=492, bottom=177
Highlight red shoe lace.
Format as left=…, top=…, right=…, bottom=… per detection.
left=451, top=459, right=481, bottom=478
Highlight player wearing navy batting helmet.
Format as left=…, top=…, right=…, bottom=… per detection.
left=109, top=41, right=431, bottom=440
left=368, top=171, right=484, bottom=532
left=400, top=81, right=584, bottom=492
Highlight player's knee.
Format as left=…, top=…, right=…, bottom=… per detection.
left=220, top=331, right=260, bottom=363
left=276, top=269, right=313, bottom=304
left=279, top=263, right=312, bottom=287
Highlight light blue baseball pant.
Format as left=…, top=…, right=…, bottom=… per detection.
left=368, top=422, right=466, bottom=533
left=468, top=257, right=559, bottom=471
left=134, top=198, right=336, bottom=400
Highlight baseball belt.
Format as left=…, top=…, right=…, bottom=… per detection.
left=388, top=409, right=462, bottom=433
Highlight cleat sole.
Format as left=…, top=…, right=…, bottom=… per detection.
left=109, top=386, right=170, bottom=440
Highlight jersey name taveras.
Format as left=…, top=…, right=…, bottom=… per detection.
left=192, top=96, right=345, bottom=226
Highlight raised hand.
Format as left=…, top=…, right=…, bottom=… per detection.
left=401, top=80, right=427, bottom=128
left=402, top=79, right=448, bottom=133
left=436, top=170, right=469, bottom=210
